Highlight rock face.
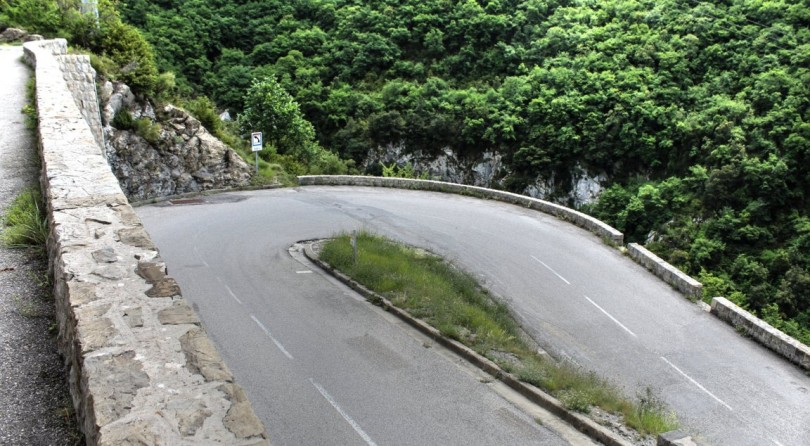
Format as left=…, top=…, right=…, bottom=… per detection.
left=364, top=144, right=504, bottom=188
left=524, top=165, right=608, bottom=208
left=0, top=27, right=43, bottom=43
left=101, top=82, right=252, bottom=201
left=365, top=144, right=607, bottom=208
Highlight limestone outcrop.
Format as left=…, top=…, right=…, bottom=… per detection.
left=101, top=83, right=252, bottom=201
left=364, top=143, right=607, bottom=208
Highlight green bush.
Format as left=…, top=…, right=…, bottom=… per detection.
left=111, top=109, right=134, bottom=130
left=0, top=0, right=61, bottom=35
left=183, top=96, right=221, bottom=135
left=133, top=118, right=161, bottom=144
left=98, top=19, right=158, bottom=94
left=1, top=188, right=48, bottom=249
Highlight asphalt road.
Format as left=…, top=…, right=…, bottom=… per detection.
left=136, top=186, right=810, bottom=446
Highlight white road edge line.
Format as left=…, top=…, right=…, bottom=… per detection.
left=530, top=255, right=571, bottom=285
left=250, top=315, right=294, bottom=360
left=310, top=378, right=378, bottom=446
left=661, top=357, right=733, bottom=411
left=217, top=277, right=243, bottom=304
left=584, top=296, right=637, bottom=337
left=772, top=439, right=785, bottom=446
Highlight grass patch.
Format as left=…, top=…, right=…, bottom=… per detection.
left=23, top=77, right=37, bottom=130
left=1, top=188, right=49, bottom=250
left=320, top=232, right=678, bottom=436
left=12, top=293, right=44, bottom=318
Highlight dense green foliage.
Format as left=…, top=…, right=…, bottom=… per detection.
left=121, top=0, right=809, bottom=343
left=11, top=0, right=808, bottom=342
left=1, top=0, right=160, bottom=94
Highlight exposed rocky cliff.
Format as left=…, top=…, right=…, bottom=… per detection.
left=100, top=82, right=252, bottom=202
left=364, top=144, right=607, bottom=208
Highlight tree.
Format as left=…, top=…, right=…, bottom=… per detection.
left=239, top=77, right=317, bottom=161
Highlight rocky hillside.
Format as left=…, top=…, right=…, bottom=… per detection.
left=100, top=81, right=252, bottom=201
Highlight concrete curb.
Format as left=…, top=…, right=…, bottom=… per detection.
left=302, top=242, right=635, bottom=446
left=656, top=430, right=703, bottom=445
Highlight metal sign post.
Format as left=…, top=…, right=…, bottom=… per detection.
left=351, top=230, right=358, bottom=264
left=251, top=132, right=263, bottom=174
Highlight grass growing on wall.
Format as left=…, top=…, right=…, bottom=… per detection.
left=320, top=231, right=678, bottom=436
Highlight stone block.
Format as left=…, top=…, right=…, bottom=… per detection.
left=180, top=327, right=233, bottom=383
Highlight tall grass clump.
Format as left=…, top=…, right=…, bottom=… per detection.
left=1, top=188, right=48, bottom=249
left=320, top=232, right=678, bottom=436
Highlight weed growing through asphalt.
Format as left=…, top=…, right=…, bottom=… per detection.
left=320, top=231, right=679, bottom=436
left=12, top=294, right=40, bottom=317
left=1, top=188, right=49, bottom=250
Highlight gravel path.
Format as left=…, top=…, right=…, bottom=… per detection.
left=0, top=44, right=82, bottom=446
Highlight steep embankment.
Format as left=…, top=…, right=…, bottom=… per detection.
left=123, top=0, right=810, bottom=344
left=100, top=81, right=252, bottom=201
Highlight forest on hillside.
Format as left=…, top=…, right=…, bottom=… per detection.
left=4, top=0, right=808, bottom=343
left=122, top=0, right=810, bottom=344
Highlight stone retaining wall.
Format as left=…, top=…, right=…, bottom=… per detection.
left=297, top=175, right=624, bottom=245
left=711, top=298, right=810, bottom=371
left=626, top=243, right=703, bottom=300
left=25, top=39, right=270, bottom=445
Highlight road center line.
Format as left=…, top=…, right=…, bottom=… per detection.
left=217, top=277, right=243, bottom=304
left=192, top=245, right=209, bottom=267
left=584, top=295, right=637, bottom=337
left=296, top=270, right=313, bottom=274
left=310, top=378, right=378, bottom=446
left=530, top=255, right=571, bottom=285
left=661, top=357, right=733, bottom=411
left=250, top=315, right=294, bottom=360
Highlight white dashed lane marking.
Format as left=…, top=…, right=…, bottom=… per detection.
left=310, top=378, right=378, bottom=446
left=250, top=314, right=294, bottom=360
left=530, top=255, right=571, bottom=285
left=661, top=356, right=733, bottom=411
left=584, top=295, right=637, bottom=337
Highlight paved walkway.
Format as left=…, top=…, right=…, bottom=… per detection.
left=0, top=44, right=80, bottom=445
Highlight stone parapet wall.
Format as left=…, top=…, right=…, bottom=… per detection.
left=57, top=52, right=104, bottom=150
left=626, top=243, right=703, bottom=300
left=24, top=39, right=270, bottom=445
left=711, top=298, right=810, bottom=371
left=23, top=39, right=104, bottom=151
left=297, top=175, right=624, bottom=245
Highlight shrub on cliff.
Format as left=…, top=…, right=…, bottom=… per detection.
left=0, top=0, right=61, bottom=35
